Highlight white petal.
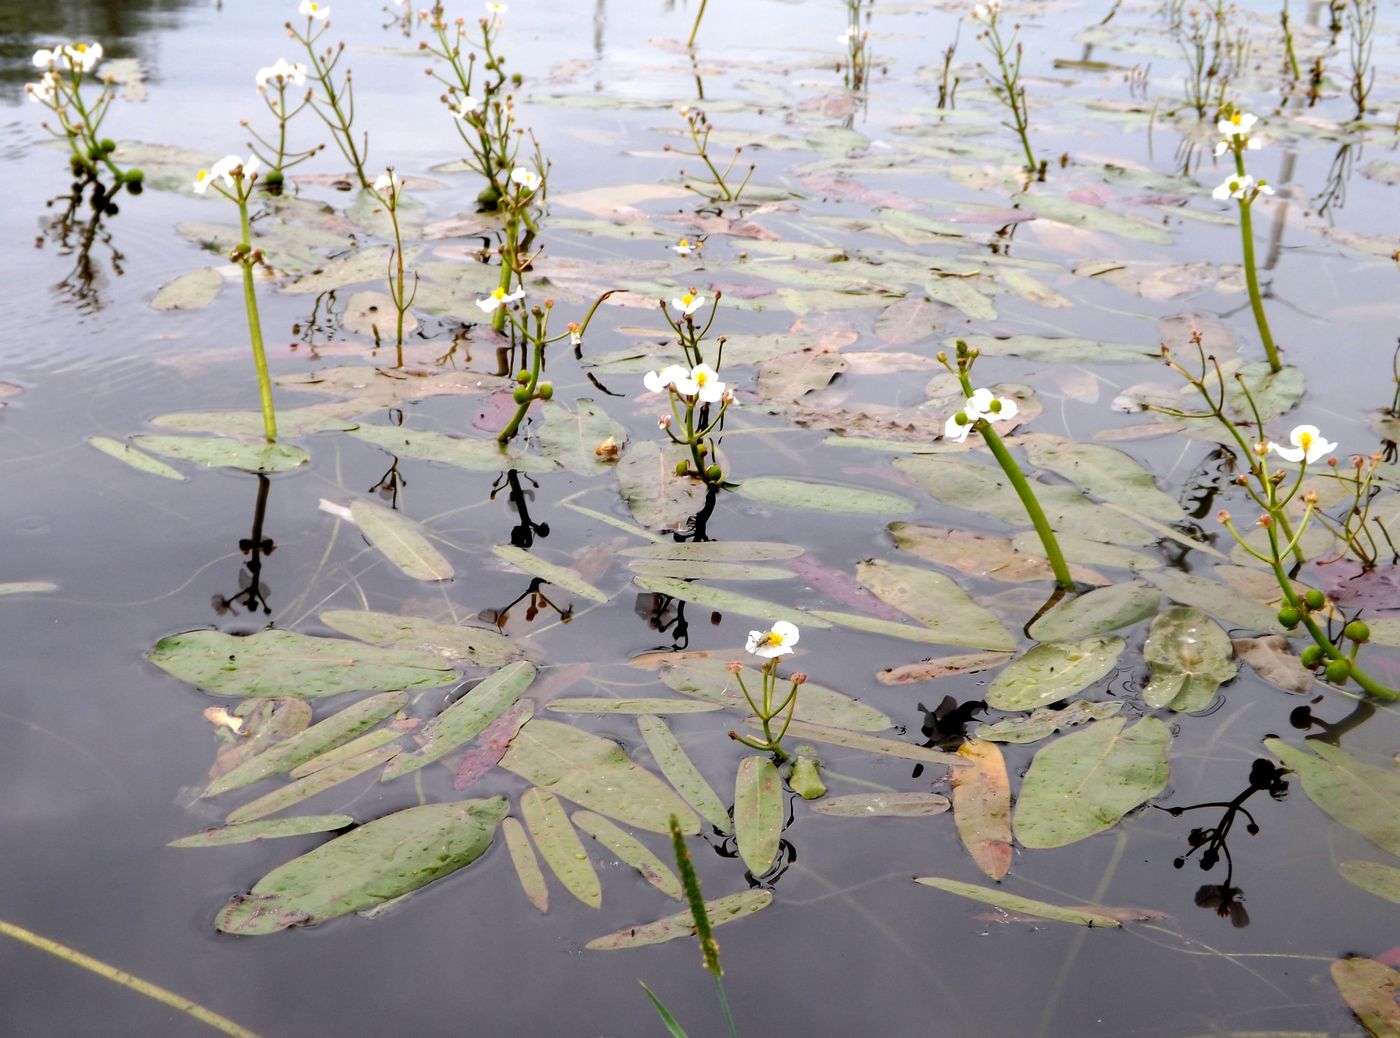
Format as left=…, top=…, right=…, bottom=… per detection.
left=771, top=620, right=799, bottom=646
left=988, top=396, right=1019, bottom=422
left=475, top=296, right=500, bottom=314
left=944, top=413, right=972, bottom=443
left=966, top=387, right=994, bottom=416
left=1269, top=442, right=1304, bottom=463
left=642, top=370, right=667, bottom=393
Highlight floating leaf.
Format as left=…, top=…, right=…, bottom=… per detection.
left=950, top=334, right=1153, bottom=364
left=924, top=275, right=996, bottom=320
left=148, top=629, right=453, bottom=698
left=538, top=400, right=627, bottom=476
left=787, top=555, right=906, bottom=620
left=856, top=560, right=1015, bottom=651
left=547, top=697, right=722, bottom=714
left=381, top=660, right=536, bottom=781
left=169, top=815, right=354, bottom=847
left=150, top=267, right=222, bottom=311
left=616, top=442, right=708, bottom=532
left=226, top=744, right=400, bottom=825
left=216, top=799, right=506, bottom=934
left=633, top=575, right=832, bottom=629
left=654, top=655, right=889, bottom=732
left=1021, top=193, right=1172, bottom=244
left=205, top=691, right=410, bottom=797
left=810, top=792, right=950, bottom=817
left=453, top=700, right=534, bottom=790
left=1330, top=958, right=1400, bottom=1037
left=500, top=719, right=700, bottom=835
left=1017, top=435, right=1186, bottom=521
left=875, top=296, right=946, bottom=345
left=734, top=756, right=783, bottom=875
left=573, top=810, right=683, bottom=900
left=319, top=610, right=521, bottom=667
left=87, top=436, right=184, bottom=480
left=0, top=582, right=59, bottom=596
left=637, top=715, right=732, bottom=834
left=1028, top=583, right=1160, bottom=642
left=1011, top=531, right=1159, bottom=571
left=627, top=559, right=794, bottom=582
left=585, top=890, right=773, bottom=950
left=349, top=499, right=454, bottom=582
left=1339, top=861, right=1400, bottom=905
left=974, top=699, right=1123, bottom=744
left=749, top=718, right=965, bottom=766
left=350, top=423, right=553, bottom=473
left=1144, top=569, right=1287, bottom=634
left=621, top=541, right=803, bottom=562
left=1014, top=717, right=1171, bottom=849
left=735, top=477, right=913, bottom=515
left=889, top=523, right=1092, bottom=585
left=877, top=651, right=1012, bottom=685
left=521, top=787, right=601, bottom=909
left=986, top=637, right=1125, bottom=711
left=1142, top=606, right=1237, bottom=711
left=151, top=406, right=356, bottom=438
left=502, top=816, right=549, bottom=912
left=492, top=545, right=609, bottom=603
left=952, top=740, right=1013, bottom=880
left=132, top=435, right=308, bottom=473
left=1263, top=739, right=1400, bottom=858
left=914, top=877, right=1122, bottom=927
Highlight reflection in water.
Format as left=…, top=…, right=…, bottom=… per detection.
left=1288, top=695, right=1376, bottom=745
left=1162, top=758, right=1290, bottom=926
left=37, top=169, right=126, bottom=312
left=492, top=468, right=549, bottom=549
left=212, top=475, right=276, bottom=617
left=480, top=576, right=573, bottom=632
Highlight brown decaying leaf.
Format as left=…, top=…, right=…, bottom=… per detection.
left=1330, top=957, right=1400, bottom=1036
left=877, top=652, right=1012, bottom=685
left=952, top=740, right=1013, bottom=881
left=1231, top=636, right=1314, bottom=694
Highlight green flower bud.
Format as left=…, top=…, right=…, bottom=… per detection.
left=1276, top=606, right=1300, bottom=630
left=1299, top=645, right=1324, bottom=668
left=99, top=138, right=116, bottom=153
left=704, top=464, right=722, bottom=481
left=1303, top=588, right=1326, bottom=610
left=512, top=385, right=531, bottom=404
left=537, top=382, right=553, bottom=400
left=515, top=369, right=532, bottom=383
left=675, top=460, right=690, bottom=476
left=1324, top=658, right=1351, bottom=685
left=1344, top=620, right=1370, bottom=643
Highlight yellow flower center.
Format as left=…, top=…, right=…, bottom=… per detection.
left=75, top=44, right=88, bottom=53
left=1229, top=113, right=1241, bottom=125
left=678, top=239, right=689, bottom=247
left=491, top=287, right=506, bottom=301
left=765, top=631, right=784, bottom=646
left=1298, top=432, right=1313, bottom=450
left=196, top=169, right=208, bottom=181
left=695, top=370, right=709, bottom=385
left=681, top=293, right=695, bottom=306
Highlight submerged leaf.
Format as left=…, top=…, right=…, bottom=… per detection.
left=1142, top=606, right=1237, bottom=711
left=585, top=890, right=773, bottom=950
left=914, top=877, right=1122, bottom=927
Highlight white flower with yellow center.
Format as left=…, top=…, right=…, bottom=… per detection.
left=673, top=238, right=700, bottom=257
left=61, top=42, right=103, bottom=73
left=746, top=620, right=800, bottom=658
left=25, top=72, right=59, bottom=105
left=970, top=0, right=1001, bottom=22
left=1216, top=110, right=1258, bottom=139
left=671, top=291, right=705, bottom=316
left=1212, top=173, right=1256, bottom=201
left=944, top=387, right=1019, bottom=443
left=452, top=95, right=481, bottom=120
left=373, top=170, right=403, bottom=195
left=256, top=58, right=308, bottom=87
left=643, top=364, right=695, bottom=396
left=475, top=285, right=525, bottom=314
left=298, top=0, right=331, bottom=21
left=193, top=154, right=248, bottom=194
left=510, top=166, right=541, bottom=193
left=32, top=48, right=58, bottom=68
left=486, top=1, right=508, bottom=14
left=689, top=363, right=726, bottom=404
left=1268, top=424, right=1336, bottom=465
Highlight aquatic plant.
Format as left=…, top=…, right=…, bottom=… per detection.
left=727, top=623, right=805, bottom=760
left=27, top=42, right=145, bottom=195
left=370, top=168, right=417, bottom=366
left=287, top=0, right=372, bottom=189
left=839, top=0, right=874, bottom=93
left=484, top=161, right=547, bottom=335
left=244, top=58, right=324, bottom=189
left=666, top=107, right=755, bottom=205
left=970, top=0, right=1041, bottom=176
left=1345, top=0, right=1377, bottom=121
left=646, top=292, right=736, bottom=485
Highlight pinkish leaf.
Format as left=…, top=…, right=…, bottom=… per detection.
left=452, top=699, right=534, bottom=789
left=788, top=555, right=905, bottom=621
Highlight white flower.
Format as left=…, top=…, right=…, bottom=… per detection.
left=1216, top=110, right=1258, bottom=139
left=373, top=170, right=403, bottom=194
left=486, top=1, right=508, bottom=13
left=671, top=291, right=705, bottom=316
left=32, top=48, right=57, bottom=68
left=945, top=387, right=1019, bottom=443
left=256, top=58, right=308, bottom=87
left=452, top=95, right=481, bottom=119
left=672, top=238, right=700, bottom=257
left=510, top=167, right=541, bottom=193
left=689, top=363, right=726, bottom=404
left=970, top=0, right=1001, bottom=22
left=25, top=73, right=58, bottom=105
left=61, top=42, right=103, bottom=73
left=298, top=0, right=331, bottom=20
left=643, top=364, right=694, bottom=395
left=1268, top=424, right=1336, bottom=465
left=746, top=620, right=800, bottom=658
left=1214, top=136, right=1262, bottom=156
left=1212, top=173, right=1255, bottom=201
left=1254, top=180, right=1275, bottom=196
left=476, top=285, right=525, bottom=313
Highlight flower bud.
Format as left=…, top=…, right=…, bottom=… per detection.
left=658, top=415, right=672, bottom=430
left=1216, top=509, right=1231, bottom=524
left=727, top=660, right=743, bottom=674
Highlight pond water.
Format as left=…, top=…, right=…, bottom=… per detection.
left=2, top=0, right=1399, bottom=1034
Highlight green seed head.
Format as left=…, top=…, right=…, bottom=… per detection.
left=1303, top=588, right=1326, bottom=610
left=1344, top=620, right=1370, bottom=643
left=1299, top=645, right=1324, bottom=668
left=1324, top=658, right=1351, bottom=685
left=537, top=382, right=553, bottom=400
left=512, top=385, right=531, bottom=404
left=1277, top=606, right=1300, bottom=630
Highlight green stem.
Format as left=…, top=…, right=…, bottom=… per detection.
left=979, top=422, right=1073, bottom=590
left=687, top=0, right=708, bottom=48
left=1235, top=200, right=1281, bottom=373
left=714, top=975, right=738, bottom=1038
left=497, top=318, right=542, bottom=445
left=238, top=197, right=278, bottom=444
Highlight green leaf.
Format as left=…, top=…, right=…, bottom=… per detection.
left=637, top=715, right=732, bottom=834
left=876, top=296, right=947, bottom=345
left=974, top=699, right=1123, bottom=744
left=641, top=984, right=690, bottom=1038
left=811, top=792, right=950, bottom=817
left=381, top=660, right=536, bottom=781
left=204, top=691, right=411, bottom=797
left=736, top=477, right=914, bottom=515
left=0, top=582, right=58, bottom=595
left=500, top=719, right=700, bottom=835
left=572, top=810, right=683, bottom=900
left=350, top=500, right=454, bottom=582
left=168, top=815, right=354, bottom=847
left=216, top=799, right=507, bottom=934
left=950, top=334, right=1153, bottom=364
left=1143, top=569, right=1288, bottom=634
left=1014, top=717, right=1171, bottom=849
left=890, top=523, right=1088, bottom=584
left=621, top=541, right=803, bottom=562
left=1028, top=583, right=1161, bottom=642
left=290, top=727, right=404, bottom=778
left=132, top=435, right=308, bottom=473
left=734, top=756, right=783, bottom=875
left=914, top=877, right=1122, bottom=927
left=151, top=406, right=356, bottom=438
left=87, top=436, right=184, bottom=480
left=281, top=244, right=419, bottom=295
left=855, top=560, right=1015, bottom=651
left=987, top=637, right=1125, bottom=711
left=492, top=545, right=609, bottom=603
left=349, top=423, right=554, bottom=473
left=546, top=697, right=722, bottom=714
left=951, top=740, right=1012, bottom=880
left=1020, top=193, right=1173, bottom=244
left=226, top=744, right=400, bottom=825
left=751, top=718, right=966, bottom=766
left=626, top=559, right=794, bottom=581
left=1142, top=606, right=1237, bottom=711
left=1263, top=739, right=1400, bottom=858
left=521, top=787, right=601, bottom=909
left=633, top=575, right=832, bottom=629
left=655, top=655, right=889, bottom=732
left=1017, top=435, right=1186, bottom=521
left=150, top=267, right=222, bottom=311
left=1338, top=861, right=1400, bottom=905
left=148, top=629, right=453, bottom=698
left=502, top=816, right=549, bottom=912
left=319, top=609, right=521, bottom=667
left=586, top=890, right=773, bottom=950
left=537, top=400, right=626, bottom=476
left=1011, top=531, right=1161, bottom=571
left=1330, top=958, right=1400, bottom=1037
left=924, top=275, right=997, bottom=320
left=615, top=443, right=709, bottom=532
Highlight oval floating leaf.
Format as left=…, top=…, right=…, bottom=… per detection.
left=87, top=436, right=185, bottom=480
left=215, top=798, right=507, bottom=934
left=734, top=756, right=783, bottom=876
left=621, top=541, right=804, bottom=562
left=878, top=651, right=1012, bottom=685
left=986, top=637, right=1125, bottom=711
left=150, top=267, right=223, bottom=311
left=1263, top=739, right=1400, bottom=858
left=1014, top=717, right=1171, bottom=849
left=521, top=787, right=601, bottom=909
left=974, top=699, right=1123, bottom=744
left=736, top=477, right=913, bottom=515
left=149, top=629, right=453, bottom=698
left=633, top=575, right=832, bottom=629
left=811, top=792, right=950, bottom=817
left=350, top=423, right=553, bottom=473
left=546, top=697, right=722, bottom=714
left=133, top=435, right=308, bottom=473
left=856, top=560, right=1015, bottom=651
left=500, top=719, right=700, bottom=835
left=573, top=810, right=683, bottom=900
left=952, top=740, right=1012, bottom=880
left=1028, top=583, right=1160, bottom=642
left=1338, top=861, right=1400, bottom=905
left=538, top=400, right=627, bottom=476
left=1144, top=569, right=1287, bottom=634
left=637, top=715, right=732, bottom=834
left=616, top=442, right=708, bottom=532
left=349, top=500, right=454, bottom=582
left=1017, top=435, right=1186, bottom=521
left=914, top=877, right=1122, bottom=927
left=320, top=610, right=521, bottom=667
left=168, top=814, right=353, bottom=847
left=493, top=545, right=608, bottom=603
left=586, top=890, right=773, bottom=950
left=1330, top=958, right=1400, bottom=1037
left=1142, top=606, right=1237, bottom=712
left=502, top=816, right=549, bottom=913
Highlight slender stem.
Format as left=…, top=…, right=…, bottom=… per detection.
left=714, top=975, right=738, bottom=1038
left=1235, top=199, right=1281, bottom=373
left=687, top=0, right=708, bottom=48
left=238, top=196, right=278, bottom=444
left=978, top=422, right=1074, bottom=590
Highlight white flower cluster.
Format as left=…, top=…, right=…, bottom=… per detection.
left=255, top=58, right=308, bottom=87
left=298, top=0, right=331, bottom=20
left=1214, top=110, right=1262, bottom=157
left=1211, top=172, right=1274, bottom=202
left=644, top=363, right=728, bottom=404
left=970, top=0, right=1002, bottom=22
left=193, top=154, right=260, bottom=195
left=32, top=42, right=104, bottom=73
left=944, top=387, right=1019, bottom=443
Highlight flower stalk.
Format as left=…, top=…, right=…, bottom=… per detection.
left=288, top=4, right=371, bottom=189
left=1214, top=106, right=1281, bottom=373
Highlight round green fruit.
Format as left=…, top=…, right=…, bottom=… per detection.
left=1299, top=645, right=1324, bottom=668
left=512, top=385, right=531, bottom=404
left=1324, top=658, right=1351, bottom=684
left=1303, top=588, right=1326, bottom=610
left=705, top=465, right=722, bottom=481
left=1344, top=620, right=1371, bottom=643
left=537, top=382, right=553, bottom=400
left=1276, top=606, right=1300, bottom=629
